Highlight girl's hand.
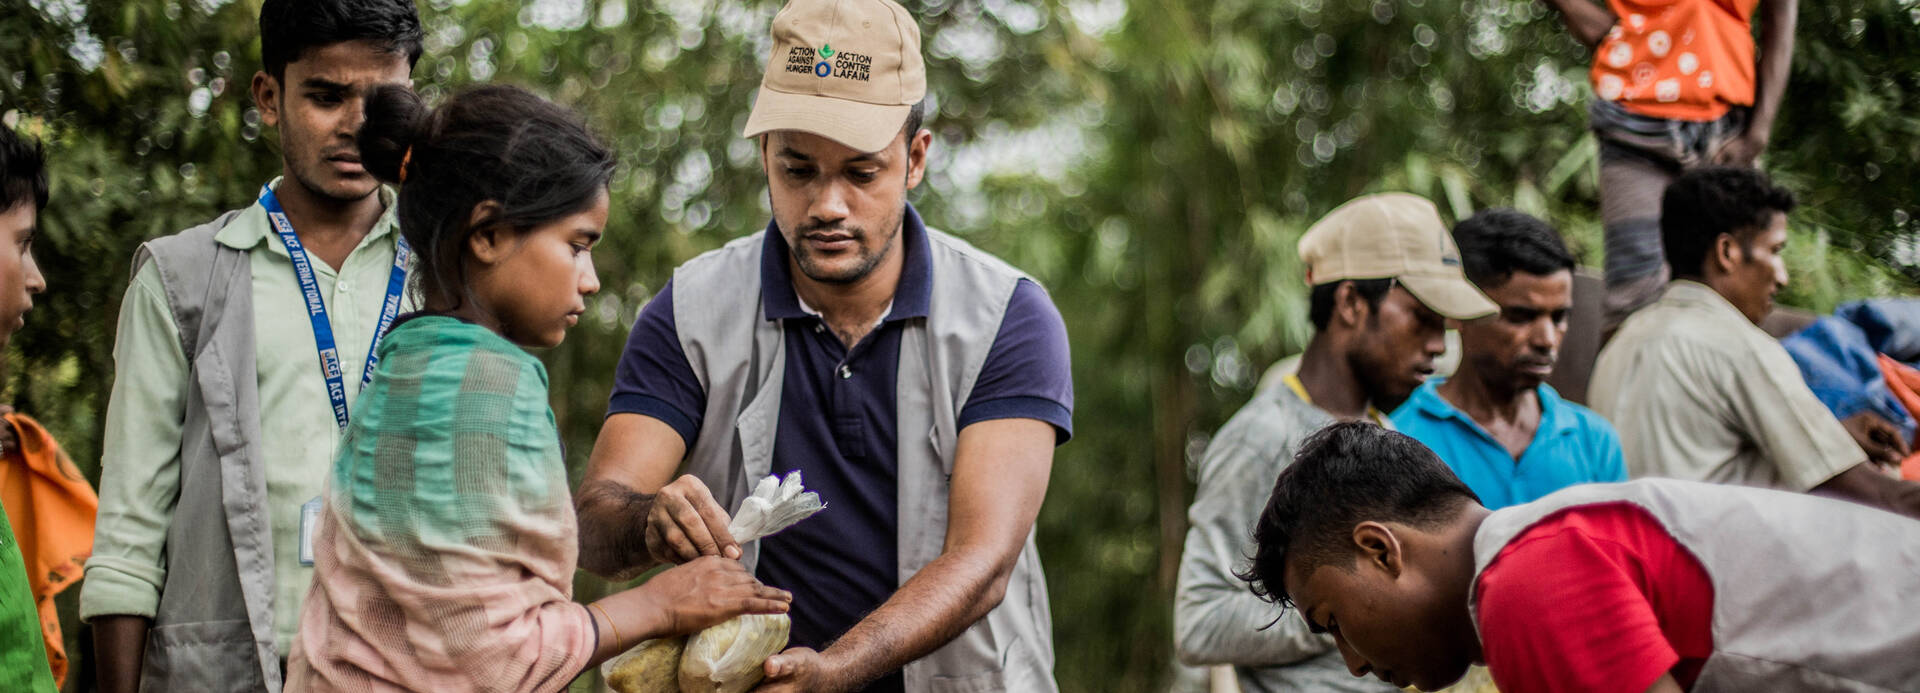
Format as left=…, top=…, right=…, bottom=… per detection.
left=626, top=556, right=792, bottom=636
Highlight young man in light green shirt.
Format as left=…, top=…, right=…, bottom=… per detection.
left=80, top=2, right=423, bottom=690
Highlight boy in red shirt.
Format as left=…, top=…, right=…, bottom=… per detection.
left=1241, top=421, right=1920, bottom=692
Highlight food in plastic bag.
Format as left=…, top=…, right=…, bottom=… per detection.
left=603, top=636, right=686, bottom=693
left=602, top=472, right=825, bottom=693
left=678, top=472, right=823, bottom=692
left=678, top=613, right=791, bottom=693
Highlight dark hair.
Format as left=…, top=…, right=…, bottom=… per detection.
left=0, top=128, right=48, bottom=213
left=1238, top=421, right=1480, bottom=608
left=358, top=84, right=615, bottom=311
left=1307, top=278, right=1393, bottom=331
left=259, top=0, right=423, bottom=79
left=1661, top=167, right=1796, bottom=281
left=903, top=100, right=926, bottom=139
left=1452, top=208, right=1574, bottom=288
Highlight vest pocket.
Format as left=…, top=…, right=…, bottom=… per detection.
left=140, top=619, right=268, bottom=692
left=926, top=633, right=1025, bottom=693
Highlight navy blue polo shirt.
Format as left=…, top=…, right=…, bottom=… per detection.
left=608, top=205, right=1072, bottom=690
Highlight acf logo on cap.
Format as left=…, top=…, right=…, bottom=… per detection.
left=783, top=43, right=876, bottom=82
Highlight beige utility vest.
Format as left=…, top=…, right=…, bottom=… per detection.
left=669, top=226, right=1058, bottom=692
left=1470, top=479, right=1920, bottom=692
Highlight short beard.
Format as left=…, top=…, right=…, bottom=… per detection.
left=789, top=203, right=906, bottom=285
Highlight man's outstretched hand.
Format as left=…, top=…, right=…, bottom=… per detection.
left=754, top=646, right=848, bottom=693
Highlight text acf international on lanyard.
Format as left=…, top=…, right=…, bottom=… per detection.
left=258, top=183, right=411, bottom=430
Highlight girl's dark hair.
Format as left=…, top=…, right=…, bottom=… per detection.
left=358, top=84, right=614, bottom=311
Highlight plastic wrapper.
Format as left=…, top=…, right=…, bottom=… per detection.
left=604, top=472, right=825, bottom=693
left=678, top=613, right=791, bottom=693
left=603, top=636, right=685, bottom=693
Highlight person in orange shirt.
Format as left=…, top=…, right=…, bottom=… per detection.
left=1541, top=0, right=1796, bottom=331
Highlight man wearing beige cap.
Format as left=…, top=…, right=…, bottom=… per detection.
left=575, top=0, right=1073, bottom=691
left=1174, top=193, right=1495, bottom=692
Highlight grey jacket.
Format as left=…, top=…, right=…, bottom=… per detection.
left=128, top=210, right=283, bottom=692
left=1173, top=384, right=1397, bottom=693
left=670, top=227, right=1058, bottom=692
left=1472, top=479, right=1920, bottom=692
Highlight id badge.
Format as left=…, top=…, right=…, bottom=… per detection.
left=299, top=496, right=323, bottom=567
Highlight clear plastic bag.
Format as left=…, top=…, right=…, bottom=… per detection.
left=604, top=472, right=825, bottom=693
left=678, top=613, right=791, bottom=693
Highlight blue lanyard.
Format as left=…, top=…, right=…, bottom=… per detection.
left=257, top=184, right=410, bottom=429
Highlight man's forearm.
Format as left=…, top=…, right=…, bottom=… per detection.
left=94, top=615, right=150, bottom=693
left=1813, top=463, right=1920, bottom=521
left=815, top=550, right=1008, bottom=690
left=1540, top=0, right=1616, bottom=48
left=574, top=479, right=659, bottom=579
left=1748, top=0, right=1797, bottom=136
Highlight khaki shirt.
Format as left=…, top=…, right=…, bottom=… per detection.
left=1588, top=281, right=1859, bottom=491
left=83, top=179, right=408, bottom=652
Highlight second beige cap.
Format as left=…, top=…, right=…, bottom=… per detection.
left=1297, top=193, right=1498, bottom=321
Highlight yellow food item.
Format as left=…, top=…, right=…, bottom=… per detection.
left=604, top=636, right=687, bottom=693
left=678, top=614, right=791, bottom=693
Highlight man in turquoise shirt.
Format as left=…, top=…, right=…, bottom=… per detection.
left=1392, top=209, right=1625, bottom=508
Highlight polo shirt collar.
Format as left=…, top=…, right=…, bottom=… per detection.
left=759, top=202, right=932, bottom=322
left=218, top=177, right=401, bottom=253
left=1410, top=378, right=1578, bottom=440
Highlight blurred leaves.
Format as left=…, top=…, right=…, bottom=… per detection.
left=3, top=0, right=1916, bottom=691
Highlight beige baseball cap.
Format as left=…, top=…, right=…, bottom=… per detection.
left=1297, top=193, right=1498, bottom=321
left=742, top=0, right=926, bottom=154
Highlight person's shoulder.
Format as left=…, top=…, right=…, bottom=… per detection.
left=1543, top=388, right=1619, bottom=437
left=386, top=316, right=543, bottom=385
left=924, top=226, right=1031, bottom=284
left=1208, top=386, right=1329, bottom=458
left=997, top=278, right=1064, bottom=327
left=138, top=204, right=258, bottom=266
left=674, top=229, right=766, bottom=280
left=1608, top=300, right=1755, bottom=365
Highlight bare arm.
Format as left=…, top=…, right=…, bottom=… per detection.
left=1748, top=0, right=1796, bottom=144
left=1716, top=0, right=1797, bottom=165
left=93, top=615, right=149, bottom=693
left=755, top=418, right=1056, bottom=692
left=576, top=413, right=737, bottom=578
left=1539, top=0, right=1617, bottom=48
left=1812, top=462, right=1920, bottom=521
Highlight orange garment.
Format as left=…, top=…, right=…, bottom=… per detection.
left=0, top=413, right=98, bottom=686
left=1590, top=0, right=1758, bottom=122
left=1875, top=355, right=1920, bottom=481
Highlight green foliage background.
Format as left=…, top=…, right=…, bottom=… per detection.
left=2, top=0, right=1915, bottom=690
